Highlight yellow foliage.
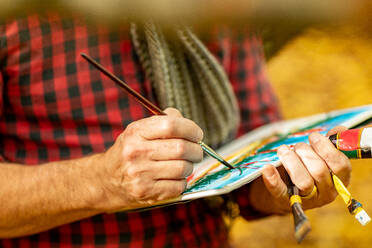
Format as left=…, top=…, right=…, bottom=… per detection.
left=231, top=26, right=372, bottom=248
left=268, top=26, right=372, bottom=119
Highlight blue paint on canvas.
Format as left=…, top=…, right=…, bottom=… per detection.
left=185, top=106, right=372, bottom=194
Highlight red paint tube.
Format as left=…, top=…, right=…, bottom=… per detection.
left=329, top=127, right=372, bottom=159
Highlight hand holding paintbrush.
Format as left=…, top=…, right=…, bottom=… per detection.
left=81, top=53, right=365, bottom=241
left=81, top=53, right=238, bottom=172
left=288, top=126, right=371, bottom=242
left=79, top=54, right=216, bottom=210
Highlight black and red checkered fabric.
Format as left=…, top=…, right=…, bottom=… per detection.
left=0, top=13, right=280, bottom=247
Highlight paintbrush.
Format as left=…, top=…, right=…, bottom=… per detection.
left=288, top=127, right=372, bottom=243
left=288, top=180, right=311, bottom=243
left=80, top=53, right=237, bottom=171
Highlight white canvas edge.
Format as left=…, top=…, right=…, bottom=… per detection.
left=124, top=104, right=372, bottom=212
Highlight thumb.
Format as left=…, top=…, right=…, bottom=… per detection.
left=163, top=107, right=183, bottom=118
left=261, top=165, right=288, bottom=201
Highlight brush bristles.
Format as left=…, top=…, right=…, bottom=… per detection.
left=292, top=202, right=312, bottom=243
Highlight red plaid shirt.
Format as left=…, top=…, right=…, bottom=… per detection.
left=0, top=13, right=280, bottom=247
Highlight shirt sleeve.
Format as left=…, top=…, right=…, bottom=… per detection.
left=0, top=24, right=5, bottom=162
left=0, top=23, right=4, bottom=119
left=0, top=70, right=5, bottom=162
left=227, top=30, right=282, bottom=220
left=228, top=31, right=281, bottom=135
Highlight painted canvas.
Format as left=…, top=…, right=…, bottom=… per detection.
left=124, top=104, right=372, bottom=211
left=181, top=104, right=372, bottom=200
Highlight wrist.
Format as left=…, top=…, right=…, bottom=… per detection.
left=72, top=153, right=110, bottom=212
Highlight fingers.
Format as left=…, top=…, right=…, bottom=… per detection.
left=126, top=160, right=193, bottom=180
left=327, top=125, right=348, bottom=136
left=277, top=145, right=315, bottom=196
left=107, top=108, right=203, bottom=209
left=261, top=165, right=288, bottom=200
left=153, top=179, right=187, bottom=201
left=250, top=129, right=352, bottom=214
left=309, top=132, right=351, bottom=186
left=292, top=142, right=335, bottom=203
left=258, top=164, right=290, bottom=214
left=127, top=178, right=186, bottom=205
left=149, top=139, right=203, bottom=163
left=133, top=115, right=203, bottom=143
left=152, top=160, right=194, bottom=179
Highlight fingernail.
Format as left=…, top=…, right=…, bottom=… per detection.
left=263, top=165, right=275, bottom=178
left=277, top=145, right=289, bottom=154
left=197, top=129, right=204, bottom=141
left=309, top=132, right=322, bottom=143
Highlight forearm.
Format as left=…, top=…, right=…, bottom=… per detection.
left=0, top=154, right=105, bottom=238
left=0, top=108, right=203, bottom=238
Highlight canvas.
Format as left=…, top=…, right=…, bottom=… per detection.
left=121, top=104, right=372, bottom=211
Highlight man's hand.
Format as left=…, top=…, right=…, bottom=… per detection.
left=0, top=108, right=203, bottom=237
left=93, top=108, right=203, bottom=211
left=248, top=126, right=351, bottom=215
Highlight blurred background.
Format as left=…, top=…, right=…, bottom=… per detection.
left=231, top=22, right=372, bottom=248
left=2, top=0, right=371, bottom=246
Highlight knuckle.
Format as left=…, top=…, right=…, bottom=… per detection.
left=172, top=161, right=186, bottom=178
left=310, top=168, right=327, bottom=181
left=321, top=152, right=334, bottom=163
left=175, top=140, right=187, bottom=158
left=131, top=185, right=148, bottom=200
left=161, top=118, right=176, bottom=135
left=297, top=180, right=314, bottom=194
left=174, top=181, right=186, bottom=195
left=174, top=161, right=186, bottom=178
left=180, top=161, right=193, bottom=178
left=126, top=166, right=142, bottom=178
left=295, top=142, right=309, bottom=150
left=122, top=143, right=148, bottom=161
left=196, top=146, right=203, bottom=162
left=125, top=122, right=138, bottom=136
left=122, top=146, right=138, bottom=160
left=180, top=180, right=187, bottom=193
